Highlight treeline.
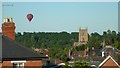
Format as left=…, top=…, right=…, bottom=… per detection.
left=15, top=30, right=120, bottom=49
left=87, top=30, right=120, bottom=50
left=15, top=30, right=120, bottom=61
left=15, top=31, right=78, bottom=49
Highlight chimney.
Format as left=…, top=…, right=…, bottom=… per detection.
left=68, top=49, right=71, bottom=57
left=102, top=51, right=105, bottom=57
left=1, top=18, right=16, bottom=40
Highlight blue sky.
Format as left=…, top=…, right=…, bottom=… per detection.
left=2, top=2, right=118, bottom=34
left=118, top=1, right=120, bottom=32
left=1, top=0, right=119, bottom=2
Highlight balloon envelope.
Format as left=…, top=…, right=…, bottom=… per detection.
left=27, top=14, right=33, bottom=22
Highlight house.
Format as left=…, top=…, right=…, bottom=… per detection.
left=98, top=55, right=120, bottom=68
left=0, top=18, right=47, bottom=68
left=88, top=46, right=120, bottom=67
left=88, top=49, right=101, bottom=57
left=101, top=46, right=118, bottom=58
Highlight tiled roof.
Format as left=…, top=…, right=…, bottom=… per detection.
left=98, top=55, right=120, bottom=68
left=0, top=34, right=47, bottom=60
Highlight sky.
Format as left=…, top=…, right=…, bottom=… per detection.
left=1, top=0, right=120, bottom=2
left=118, top=1, right=120, bottom=32
left=1, top=2, right=118, bottom=34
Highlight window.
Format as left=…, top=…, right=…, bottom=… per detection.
left=13, top=63, right=24, bottom=68
left=11, top=61, right=26, bottom=68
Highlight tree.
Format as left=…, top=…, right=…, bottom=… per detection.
left=72, top=60, right=91, bottom=68
left=75, top=45, right=86, bottom=51
left=87, top=32, right=101, bottom=49
left=113, top=41, right=120, bottom=50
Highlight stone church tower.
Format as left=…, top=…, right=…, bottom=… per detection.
left=1, top=18, right=16, bottom=40
left=73, top=28, right=88, bottom=46
left=79, top=28, right=88, bottom=44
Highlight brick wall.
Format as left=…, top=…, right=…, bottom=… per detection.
left=24, top=60, right=42, bottom=68
left=1, top=60, right=42, bottom=68
left=0, top=63, right=2, bottom=68
left=2, top=61, right=12, bottom=68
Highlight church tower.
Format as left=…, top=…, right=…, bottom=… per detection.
left=1, top=18, right=16, bottom=40
left=79, top=28, right=88, bottom=44
left=73, top=27, right=89, bottom=46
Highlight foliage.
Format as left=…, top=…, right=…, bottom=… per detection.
left=75, top=45, right=86, bottom=51
left=63, top=60, right=90, bottom=68
left=72, top=60, right=91, bottom=68
left=15, top=30, right=120, bottom=61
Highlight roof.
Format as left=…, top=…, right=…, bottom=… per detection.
left=0, top=34, right=47, bottom=60
left=101, top=46, right=118, bottom=53
left=90, top=60, right=101, bottom=67
left=98, top=55, right=120, bottom=68
left=88, top=49, right=101, bottom=57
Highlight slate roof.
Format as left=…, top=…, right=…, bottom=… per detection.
left=90, top=60, right=101, bottom=67
left=101, top=46, right=118, bottom=53
left=0, top=34, right=47, bottom=60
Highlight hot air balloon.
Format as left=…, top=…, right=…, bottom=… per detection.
left=27, top=14, right=33, bottom=22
